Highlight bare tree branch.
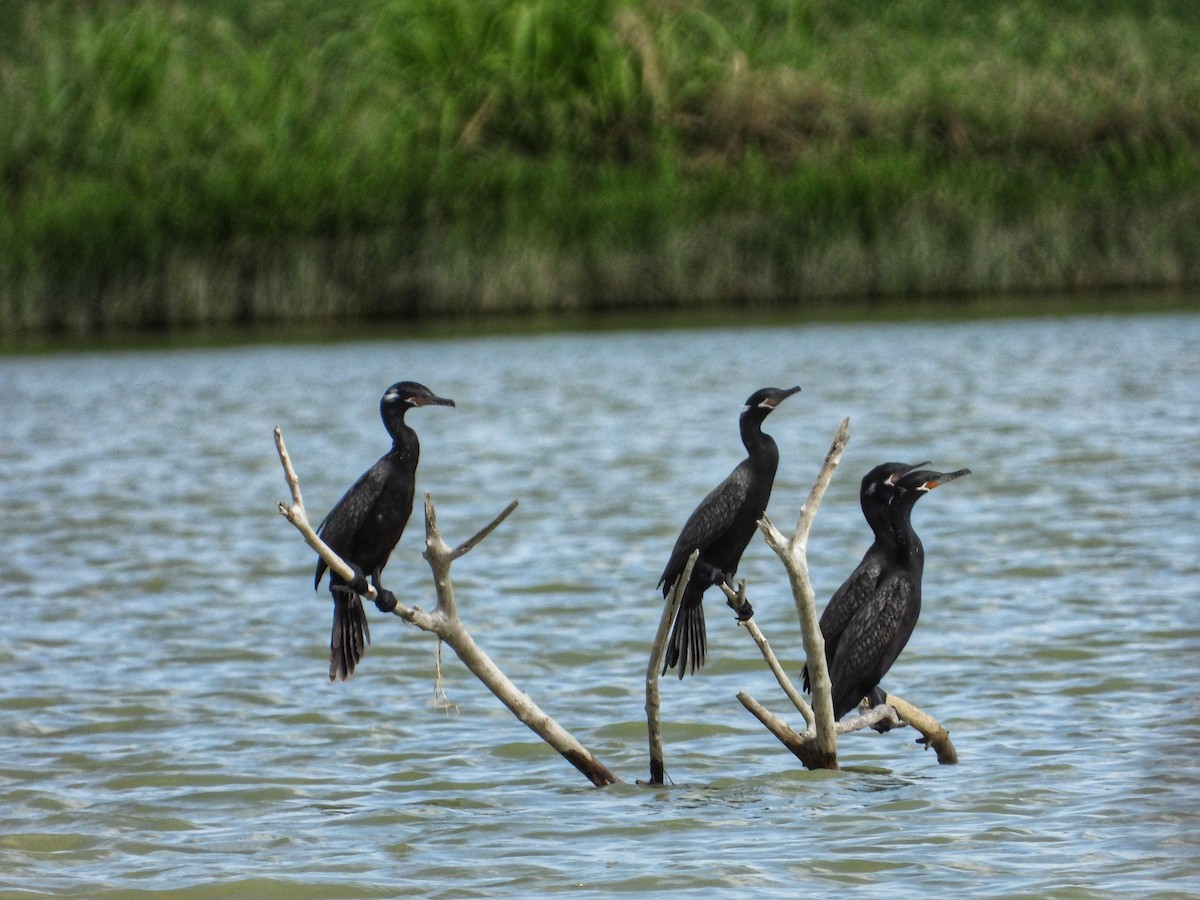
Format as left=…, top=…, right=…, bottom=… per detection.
left=644, top=550, right=697, bottom=785
left=417, top=492, right=620, bottom=786
left=737, top=691, right=907, bottom=769
left=720, top=581, right=814, bottom=729
left=274, top=426, right=378, bottom=603
left=275, top=427, right=618, bottom=787
left=445, top=498, right=519, bottom=562
left=736, top=416, right=958, bottom=769
left=753, top=417, right=850, bottom=768
left=883, top=692, right=958, bottom=764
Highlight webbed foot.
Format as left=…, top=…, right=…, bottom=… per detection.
left=338, top=563, right=370, bottom=595
left=734, top=598, right=754, bottom=621
left=374, top=589, right=398, bottom=613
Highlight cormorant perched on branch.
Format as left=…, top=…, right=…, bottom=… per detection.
left=315, top=381, right=455, bottom=681
left=826, top=466, right=970, bottom=719
left=802, top=461, right=928, bottom=693
left=659, top=385, right=801, bottom=678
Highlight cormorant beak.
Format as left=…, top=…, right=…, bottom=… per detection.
left=900, top=467, right=971, bottom=491
left=409, top=395, right=456, bottom=408
left=760, top=385, right=801, bottom=409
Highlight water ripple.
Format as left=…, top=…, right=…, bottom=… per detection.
left=1, top=314, right=1199, bottom=895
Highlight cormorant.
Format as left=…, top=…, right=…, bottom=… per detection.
left=314, top=381, right=455, bottom=681
left=802, top=461, right=928, bottom=694
left=659, top=385, right=801, bottom=678
left=825, top=466, right=970, bottom=719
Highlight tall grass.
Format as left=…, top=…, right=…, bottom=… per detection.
left=2, top=0, right=1199, bottom=334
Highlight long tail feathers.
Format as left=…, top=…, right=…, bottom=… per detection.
left=663, top=594, right=707, bottom=678
left=330, top=589, right=370, bottom=681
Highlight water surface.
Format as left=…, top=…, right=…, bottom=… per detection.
left=2, top=313, right=1198, bottom=895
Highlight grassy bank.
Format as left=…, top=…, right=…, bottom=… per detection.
left=3, top=0, right=1200, bottom=335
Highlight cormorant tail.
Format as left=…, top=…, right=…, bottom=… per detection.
left=329, top=588, right=371, bottom=681
left=663, top=593, right=707, bottom=678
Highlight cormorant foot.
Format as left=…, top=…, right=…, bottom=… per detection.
left=374, top=589, right=398, bottom=613
left=735, top=598, right=755, bottom=621
left=866, top=686, right=895, bottom=732
left=341, top=563, right=370, bottom=595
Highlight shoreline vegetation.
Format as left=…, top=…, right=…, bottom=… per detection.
left=3, top=0, right=1199, bottom=338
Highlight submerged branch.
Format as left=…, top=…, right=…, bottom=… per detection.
left=740, top=418, right=956, bottom=767
left=418, top=492, right=619, bottom=786
left=644, top=550, right=697, bottom=786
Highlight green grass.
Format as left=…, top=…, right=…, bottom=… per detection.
left=3, top=0, right=1200, bottom=334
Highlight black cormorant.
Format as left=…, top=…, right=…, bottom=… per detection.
left=659, top=385, right=801, bottom=678
left=315, top=381, right=455, bottom=681
left=825, top=466, right=970, bottom=719
left=802, top=461, right=928, bottom=693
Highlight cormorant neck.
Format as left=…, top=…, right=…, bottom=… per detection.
left=888, top=497, right=925, bottom=568
left=739, top=411, right=777, bottom=458
left=383, top=408, right=417, bottom=449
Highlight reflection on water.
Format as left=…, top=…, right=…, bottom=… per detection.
left=2, top=312, right=1199, bottom=895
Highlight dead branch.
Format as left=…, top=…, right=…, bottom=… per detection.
left=643, top=550, right=697, bottom=785
left=418, top=493, right=619, bottom=786
left=275, top=426, right=378, bottom=603
left=274, top=427, right=618, bottom=787
left=736, top=691, right=905, bottom=769
left=736, top=416, right=958, bottom=768
left=884, top=692, right=958, bottom=764
left=753, top=417, right=850, bottom=768
left=737, top=691, right=834, bottom=769
left=720, top=581, right=814, bottom=729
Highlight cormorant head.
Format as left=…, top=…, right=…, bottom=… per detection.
left=380, top=382, right=455, bottom=437
left=381, top=381, right=456, bottom=411
left=861, top=461, right=931, bottom=496
left=860, top=461, right=929, bottom=529
left=742, top=385, right=801, bottom=418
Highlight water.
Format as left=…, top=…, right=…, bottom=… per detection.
left=2, top=312, right=1198, bottom=896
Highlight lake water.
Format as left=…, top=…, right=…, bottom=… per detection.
left=2, top=311, right=1198, bottom=896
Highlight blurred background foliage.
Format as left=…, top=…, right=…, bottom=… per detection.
left=3, top=0, right=1199, bottom=333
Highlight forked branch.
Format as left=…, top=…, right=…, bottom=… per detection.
left=737, top=416, right=957, bottom=768
left=274, top=426, right=618, bottom=787
left=750, top=417, right=850, bottom=767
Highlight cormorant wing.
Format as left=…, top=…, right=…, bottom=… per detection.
left=828, top=574, right=916, bottom=711
left=314, top=459, right=389, bottom=589
left=804, top=554, right=885, bottom=691
left=658, top=465, right=751, bottom=594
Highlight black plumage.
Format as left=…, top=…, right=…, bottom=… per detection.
left=659, top=385, right=801, bottom=678
left=315, top=381, right=455, bottom=681
left=825, top=466, right=970, bottom=719
left=802, top=461, right=927, bottom=693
